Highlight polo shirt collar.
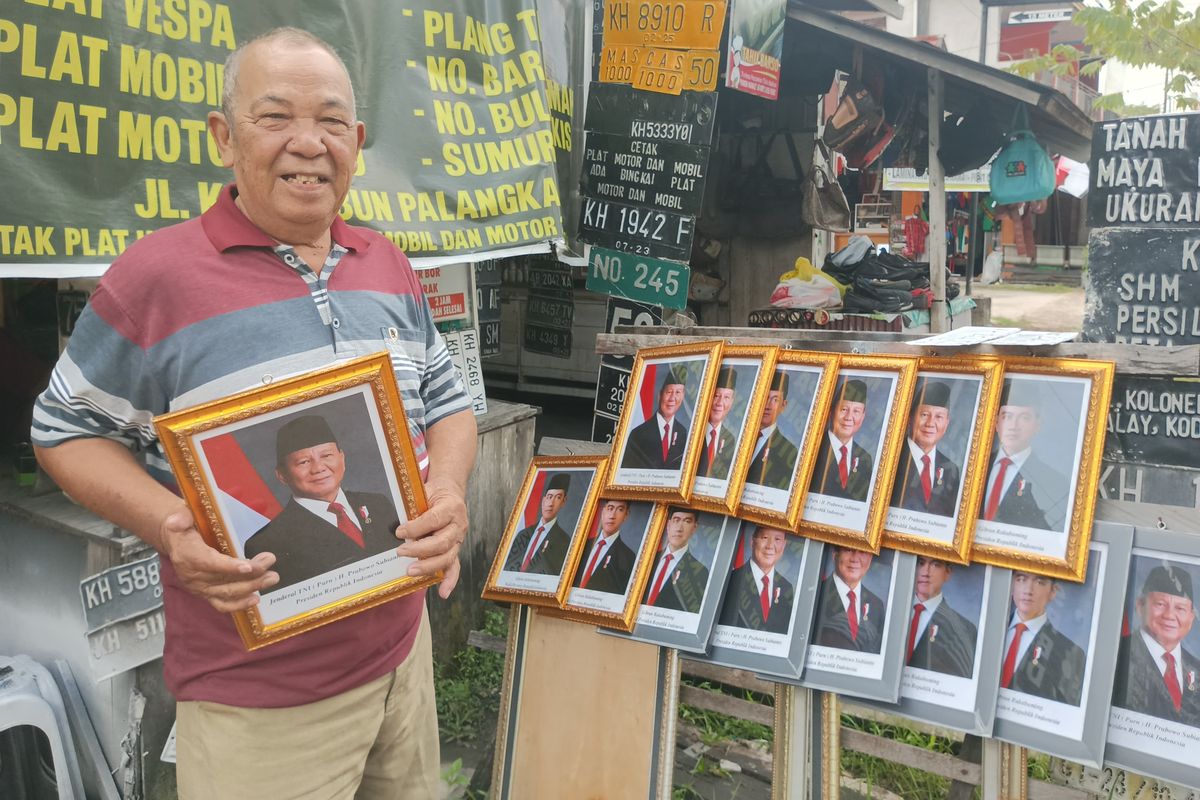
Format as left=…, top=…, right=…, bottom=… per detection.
left=201, top=183, right=371, bottom=253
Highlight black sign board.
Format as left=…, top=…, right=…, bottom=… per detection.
left=1100, top=459, right=1200, bottom=509
left=581, top=131, right=709, bottom=216
left=1105, top=375, right=1200, bottom=468
left=527, top=292, right=575, bottom=330
left=1082, top=227, right=1200, bottom=345
left=527, top=263, right=575, bottom=296
left=578, top=196, right=694, bottom=261
left=584, top=82, right=717, bottom=146
left=475, top=259, right=501, bottom=287
left=1087, top=114, right=1200, bottom=229
left=476, top=284, right=501, bottom=323
left=602, top=296, right=662, bottom=371
left=523, top=322, right=572, bottom=358
left=592, top=411, right=619, bottom=444
left=480, top=319, right=501, bottom=358
left=595, top=357, right=631, bottom=417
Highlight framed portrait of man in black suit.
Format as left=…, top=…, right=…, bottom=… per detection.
left=972, top=359, right=1114, bottom=582
left=993, top=523, right=1132, bottom=769
left=1106, top=529, right=1200, bottom=789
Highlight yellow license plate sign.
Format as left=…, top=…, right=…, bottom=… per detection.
left=601, top=46, right=719, bottom=93
left=603, top=0, right=727, bottom=49
left=599, top=44, right=644, bottom=84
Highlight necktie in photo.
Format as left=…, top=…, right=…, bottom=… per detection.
left=1000, top=622, right=1027, bottom=688
left=661, top=422, right=670, bottom=462
left=920, top=455, right=933, bottom=504
left=839, top=444, right=849, bottom=489
left=756, top=432, right=770, bottom=481
left=984, top=457, right=1013, bottom=521
left=846, top=588, right=859, bottom=641
left=327, top=502, right=365, bottom=547
left=1163, top=652, right=1184, bottom=712
left=706, top=429, right=717, bottom=475
left=760, top=575, right=771, bottom=621
left=580, top=538, right=607, bottom=589
left=646, top=553, right=674, bottom=604
left=520, top=525, right=546, bottom=572
left=906, top=602, right=926, bottom=662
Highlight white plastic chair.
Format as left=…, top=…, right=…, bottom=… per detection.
left=0, top=655, right=85, bottom=800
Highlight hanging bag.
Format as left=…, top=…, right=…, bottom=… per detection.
left=801, top=141, right=851, bottom=232
left=989, top=106, right=1056, bottom=205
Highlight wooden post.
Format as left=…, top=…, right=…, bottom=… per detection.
left=927, top=68, right=948, bottom=332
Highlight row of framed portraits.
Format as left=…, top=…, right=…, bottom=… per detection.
left=482, top=473, right=1199, bottom=787
left=597, top=340, right=1113, bottom=581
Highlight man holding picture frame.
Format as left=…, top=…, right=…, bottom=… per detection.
left=31, top=28, right=476, bottom=799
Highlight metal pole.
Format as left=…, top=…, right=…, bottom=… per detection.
left=927, top=68, right=948, bottom=333
left=978, top=5, right=989, bottom=65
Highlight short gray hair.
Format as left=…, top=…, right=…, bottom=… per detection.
left=221, top=27, right=357, bottom=120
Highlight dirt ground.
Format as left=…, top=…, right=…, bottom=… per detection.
left=967, top=283, right=1085, bottom=332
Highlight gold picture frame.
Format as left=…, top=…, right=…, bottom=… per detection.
left=481, top=454, right=608, bottom=608
left=798, top=353, right=920, bottom=552
left=970, top=357, right=1115, bottom=581
left=881, top=356, right=1005, bottom=563
left=737, top=349, right=841, bottom=532
left=153, top=352, right=433, bottom=650
left=603, top=340, right=725, bottom=503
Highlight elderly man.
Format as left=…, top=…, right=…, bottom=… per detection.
left=891, top=380, right=962, bottom=517
left=746, top=370, right=800, bottom=490
left=813, top=546, right=887, bottom=653
left=980, top=381, right=1069, bottom=531
left=645, top=507, right=711, bottom=613
left=506, top=473, right=572, bottom=576
left=718, top=526, right=796, bottom=634
left=696, top=366, right=739, bottom=480
left=574, top=498, right=637, bottom=594
left=810, top=378, right=874, bottom=502
left=244, top=416, right=405, bottom=592
left=1112, top=564, right=1200, bottom=726
left=623, top=367, right=690, bottom=470
left=32, top=28, right=476, bottom=798
left=1000, top=572, right=1085, bottom=706
left=906, top=557, right=978, bottom=677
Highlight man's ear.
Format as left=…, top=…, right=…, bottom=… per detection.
left=208, top=111, right=236, bottom=168
left=275, top=468, right=287, bottom=486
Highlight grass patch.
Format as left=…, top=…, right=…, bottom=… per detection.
left=991, top=316, right=1020, bottom=327
left=839, top=714, right=966, bottom=800
left=678, top=676, right=773, bottom=745
left=434, top=607, right=506, bottom=744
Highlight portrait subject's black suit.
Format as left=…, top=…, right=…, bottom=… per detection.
left=809, top=436, right=873, bottom=502
left=908, top=599, right=979, bottom=678
left=1112, top=632, right=1200, bottom=727
left=622, top=415, right=689, bottom=471
left=244, top=490, right=401, bottom=593
left=1006, top=620, right=1086, bottom=706
left=891, top=446, right=962, bottom=517
left=646, top=550, right=710, bottom=613
left=812, top=575, right=887, bottom=654
left=745, top=428, right=800, bottom=491
left=573, top=534, right=637, bottom=594
left=697, top=425, right=738, bottom=480
left=985, top=451, right=1070, bottom=532
left=718, top=564, right=795, bottom=634
left=503, top=519, right=571, bottom=576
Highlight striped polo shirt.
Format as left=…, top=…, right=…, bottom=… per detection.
left=32, top=184, right=470, bottom=708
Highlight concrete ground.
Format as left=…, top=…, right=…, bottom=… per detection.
left=967, top=282, right=1085, bottom=332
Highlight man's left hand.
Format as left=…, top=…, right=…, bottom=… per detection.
left=395, top=480, right=468, bottom=599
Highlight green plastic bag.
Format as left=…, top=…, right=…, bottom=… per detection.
left=989, top=106, right=1056, bottom=204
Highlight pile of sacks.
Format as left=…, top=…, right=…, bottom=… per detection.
left=821, top=236, right=959, bottom=313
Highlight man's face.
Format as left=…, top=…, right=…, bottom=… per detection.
left=752, top=528, right=788, bottom=572
left=911, top=404, right=950, bottom=452
left=709, top=387, right=735, bottom=425
left=997, top=404, right=1039, bottom=455
left=915, top=557, right=951, bottom=601
left=658, top=382, right=685, bottom=419
left=832, top=399, right=866, bottom=442
left=599, top=500, right=629, bottom=536
left=760, top=389, right=787, bottom=427
left=834, top=548, right=873, bottom=587
left=540, top=489, right=566, bottom=522
left=1137, top=591, right=1196, bottom=652
left=1011, top=572, right=1057, bottom=620
left=666, top=511, right=698, bottom=549
left=276, top=442, right=346, bottom=503
left=208, top=41, right=366, bottom=242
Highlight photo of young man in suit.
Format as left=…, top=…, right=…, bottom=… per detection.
left=1000, top=571, right=1086, bottom=706
left=244, top=415, right=403, bottom=594
left=745, top=370, right=800, bottom=491
left=809, top=378, right=874, bottom=502
left=573, top=499, right=638, bottom=595
left=644, top=508, right=712, bottom=613
left=621, top=366, right=690, bottom=471
left=812, top=546, right=888, bottom=654
left=891, top=380, right=963, bottom=518
left=502, top=473, right=573, bottom=577
left=696, top=366, right=739, bottom=481
left=718, top=527, right=796, bottom=635
left=906, top=556, right=978, bottom=678
left=980, top=381, right=1071, bottom=532
left=1112, top=563, right=1200, bottom=727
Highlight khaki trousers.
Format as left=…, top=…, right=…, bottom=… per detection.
left=176, top=611, right=439, bottom=800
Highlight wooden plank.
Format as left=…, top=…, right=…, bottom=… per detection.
left=678, top=685, right=775, bottom=727
left=537, top=437, right=610, bottom=457
left=467, top=630, right=507, bottom=654
left=840, top=727, right=981, bottom=785
left=681, top=659, right=777, bottom=696
left=1095, top=497, right=1200, bottom=532
left=1028, top=781, right=1095, bottom=800
left=840, top=700, right=963, bottom=743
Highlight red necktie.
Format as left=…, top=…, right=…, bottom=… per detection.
left=661, top=422, right=670, bottom=462
left=580, top=537, right=607, bottom=588
left=706, top=429, right=717, bottom=475
left=846, top=588, right=859, bottom=641
left=1163, top=652, right=1184, bottom=712
left=520, top=525, right=546, bottom=572
left=984, top=457, right=1013, bottom=521
left=646, top=553, right=674, bottom=604
left=920, top=455, right=933, bottom=504
left=839, top=445, right=849, bottom=489
left=760, top=575, right=771, bottom=620
left=1000, top=622, right=1027, bottom=688
left=907, top=602, right=926, bottom=662
left=327, top=502, right=365, bottom=547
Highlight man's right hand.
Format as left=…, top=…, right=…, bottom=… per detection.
left=160, top=507, right=279, bottom=613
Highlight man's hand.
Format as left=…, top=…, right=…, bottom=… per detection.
left=395, top=480, right=468, bottom=599
left=160, top=507, right=279, bottom=613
